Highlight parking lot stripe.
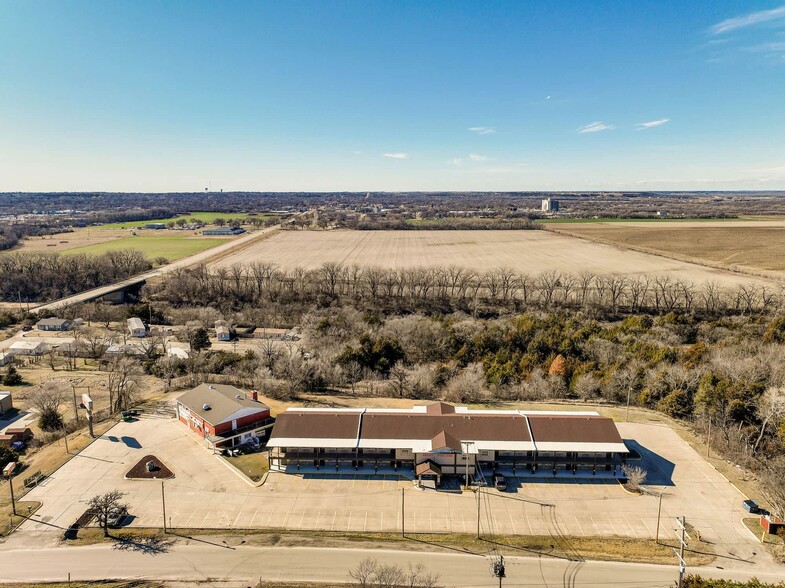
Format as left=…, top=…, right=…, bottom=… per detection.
left=574, top=516, right=584, bottom=536
left=330, top=512, right=336, bottom=531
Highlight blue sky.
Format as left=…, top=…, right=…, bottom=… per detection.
left=1, top=1, right=785, bottom=192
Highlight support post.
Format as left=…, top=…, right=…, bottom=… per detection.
left=678, top=516, right=686, bottom=588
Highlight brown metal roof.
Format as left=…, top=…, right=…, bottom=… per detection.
left=426, top=402, right=455, bottom=415
left=430, top=430, right=462, bottom=452
left=359, top=413, right=531, bottom=443
left=526, top=415, right=622, bottom=444
left=270, top=411, right=361, bottom=440
left=415, top=460, right=442, bottom=476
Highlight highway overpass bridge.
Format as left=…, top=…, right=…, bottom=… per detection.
left=30, top=226, right=279, bottom=314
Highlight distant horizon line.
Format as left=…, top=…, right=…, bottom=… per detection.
left=3, top=190, right=785, bottom=195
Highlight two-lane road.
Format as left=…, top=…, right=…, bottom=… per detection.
left=0, top=541, right=780, bottom=587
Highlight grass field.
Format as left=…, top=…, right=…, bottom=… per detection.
left=99, top=211, right=273, bottom=229
left=549, top=220, right=785, bottom=273
left=211, top=229, right=775, bottom=288
left=65, top=234, right=230, bottom=260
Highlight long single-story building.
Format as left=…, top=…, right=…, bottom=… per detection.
left=268, top=402, right=629, bottom=483
left=176, top=384, right=274, bottom=450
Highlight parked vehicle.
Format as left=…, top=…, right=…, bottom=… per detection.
left=106, top=507, right=128, bottom=528
left=743, top=499, right=761, bottom=514
left=492, top=473, right=507, bottom=491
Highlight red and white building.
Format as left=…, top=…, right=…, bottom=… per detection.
left=176, top=384, right=273, bottom=450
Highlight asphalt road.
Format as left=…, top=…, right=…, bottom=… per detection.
left=0, top=542, right=781, bottom=587
left=31, top=226, right=279, bottom=314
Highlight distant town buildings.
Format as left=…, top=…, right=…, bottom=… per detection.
left=541, top=198, right=560, bottom=213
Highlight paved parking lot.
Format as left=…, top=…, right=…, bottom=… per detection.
left=21, top=416, right=759, bottom=563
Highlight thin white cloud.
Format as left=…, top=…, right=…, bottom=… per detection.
left=577, top=122, right=616, bottom=134
left=468, top=153, right=489, bottom=162
left=383, top=153, right=408, bottom=159
left=467, top=126, right=497, bottom=135
left=636, top=118, right=671, bottom=130
left=448, top=158, right=463, bottom=166
left=711, top=5, right=785, bottom=35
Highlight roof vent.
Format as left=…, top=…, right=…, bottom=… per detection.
left=202, top=403, right=211, bottom=410
left=208, top=385, right=215, bottom=390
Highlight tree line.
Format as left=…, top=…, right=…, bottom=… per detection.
left=150, top=262, right=784, bottom=318
left=0, top=250, right=151, bottom=302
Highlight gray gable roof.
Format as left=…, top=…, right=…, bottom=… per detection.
left=177, top=384, right=269, bottom=426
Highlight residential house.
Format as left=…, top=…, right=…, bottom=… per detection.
left=8, top=341, right=48, bottom=357
left=215, top=321, right=233, bottom=341
left=35, top=318, right=72, bottom=331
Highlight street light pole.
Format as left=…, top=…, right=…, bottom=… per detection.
left=3, top=462, right=17, bottom=516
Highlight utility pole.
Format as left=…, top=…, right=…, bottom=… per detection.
left=626, top=384, right=632, bottom=421
left=401, top=488, right=405, bottom=537
left=161, top=481, right=167, bottom=533
left=3, top=462, right=17, bottom=516
left=655, top=493, right=663, bottom=543
left=477, top=487, right=481, bottom=539
left=674, top=516, right=688, bottom=588
left=71, top=387, right=80, bottom=425
left=706, top=418, right=712, bottom=458
left=62, top=427, right=69, bottom=454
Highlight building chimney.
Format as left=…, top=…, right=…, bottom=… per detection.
left=250, top=389, right=258, bottom=401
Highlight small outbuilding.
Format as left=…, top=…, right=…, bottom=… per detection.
left=0, top=391, right=12, bottom=416
left=36, top=318, right=72, bottom=331
left=127, top=317, right=146, bottom=338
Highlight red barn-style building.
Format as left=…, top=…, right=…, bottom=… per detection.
left=176, top=384, right=273, bottom=450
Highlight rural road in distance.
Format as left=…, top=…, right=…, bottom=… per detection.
left=30, top=225, right=280, bottom=314
left=0, top=542, right=781, bottom=587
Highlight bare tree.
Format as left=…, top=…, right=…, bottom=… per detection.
left=349, top=557, right=440, bottom=588
left=753, top=387, right=785, bottom=454
left=88, top=490, right=128, bottom=537
left=621, top=464, right=647, bottom=492
left=28, top=380, right=67, bottom=431
left=107, top=357, right=144, bottom=413
left=388, top=361, right=409, bottom=397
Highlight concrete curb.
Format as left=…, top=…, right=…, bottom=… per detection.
left=213, top=454, right=265, bottom=488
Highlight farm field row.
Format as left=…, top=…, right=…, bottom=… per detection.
left=550, top=219, right=785, bottom=273
left=210, top=229, right=777, bottom=288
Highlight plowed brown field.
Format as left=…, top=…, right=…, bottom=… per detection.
left=211, top=229, right=779, bottom=288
